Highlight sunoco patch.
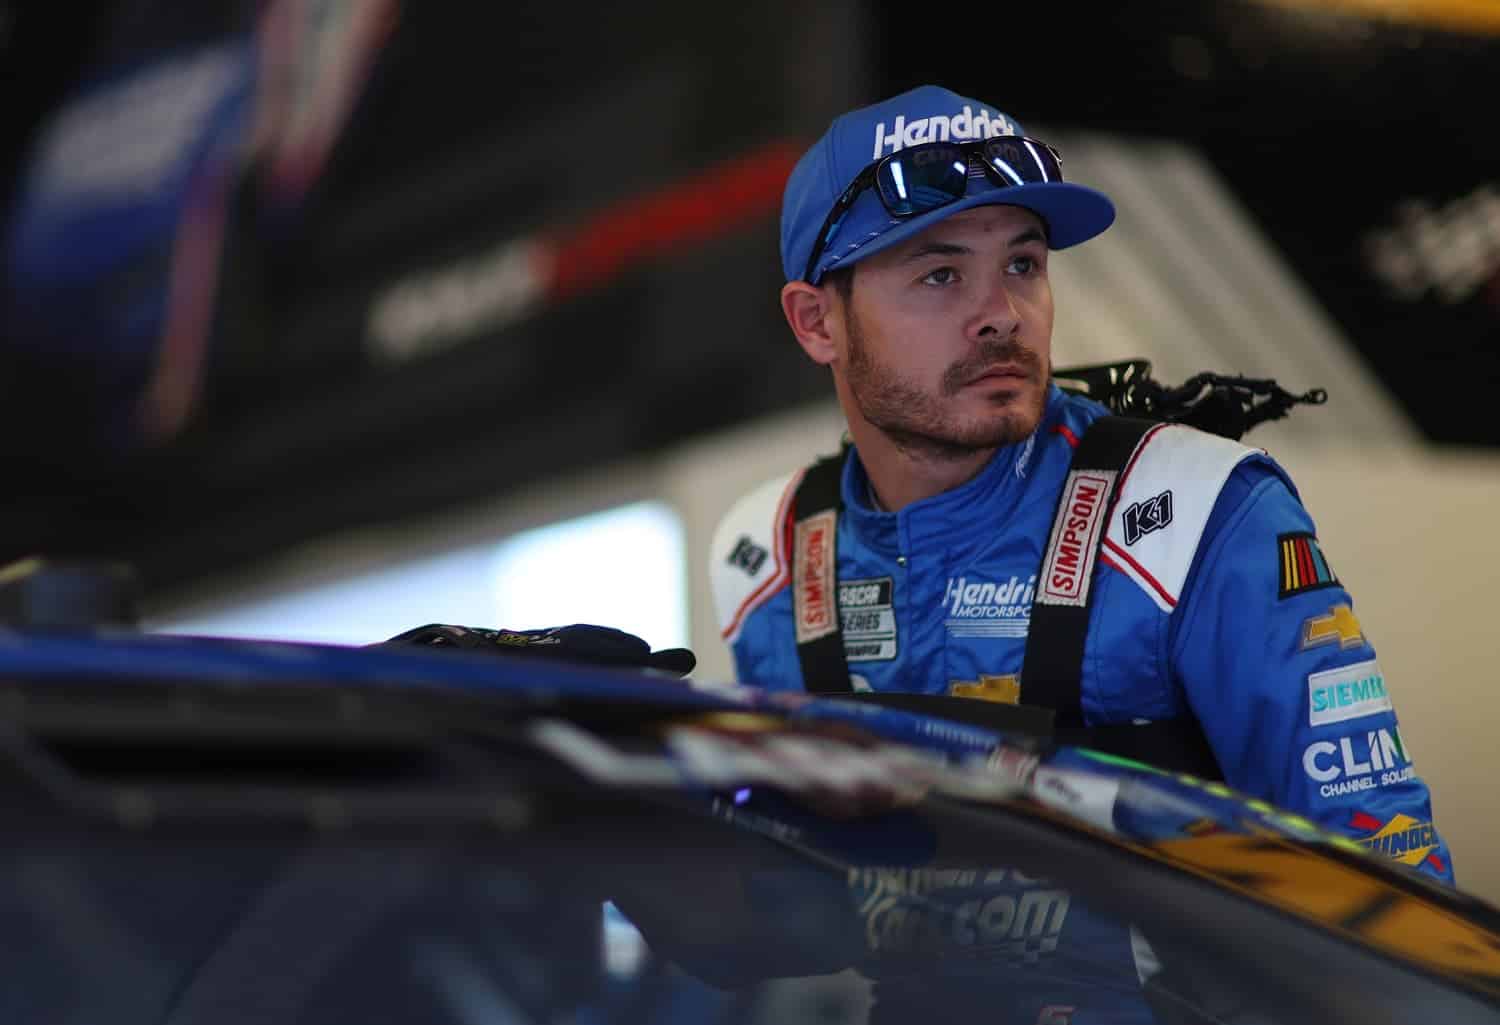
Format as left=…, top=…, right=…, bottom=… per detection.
left=839, top=576, right=897, bottom=662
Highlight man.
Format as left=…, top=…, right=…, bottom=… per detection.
left=710, top=85, right=1451, bottom=1019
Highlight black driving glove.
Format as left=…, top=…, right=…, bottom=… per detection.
left=376, top=622, right=696, bottom=677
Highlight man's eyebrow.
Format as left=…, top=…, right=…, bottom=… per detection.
left=900, top=241, right=970, bottom=263
left=901, top=228, right=1045, bottom=263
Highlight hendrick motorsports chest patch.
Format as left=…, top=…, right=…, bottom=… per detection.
left=839, top=576, right=898, bottom=662
left=1278, top=532, right=1339, bottom=599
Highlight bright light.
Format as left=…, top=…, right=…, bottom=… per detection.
left=889, top=160, right=908, bottom=200
left=491, top=502, right=687, bottom=649
left=155, top=501, right=688, bottom=650
left=602, top=902, right=648, bottom=978
left=990, top=158, right=1024, bottom=186
left=1023, top=140, right=1052, bottom=181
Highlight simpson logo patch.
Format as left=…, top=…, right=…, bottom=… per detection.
left=793, top=511, right=838, bottom=644
left=1040, top=470, right=1115, bottom=607
left=1279, top=532, right=1339, bottom=599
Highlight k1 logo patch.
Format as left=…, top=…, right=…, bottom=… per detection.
left=1278, top=532, right=1339, bottom=599
left=726, top=534, right=769, bottom=576
left=1121, top=490, right=1172, bottom=545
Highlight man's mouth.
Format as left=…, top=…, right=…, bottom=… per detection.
left=965, top=363, right=1032, bottom=386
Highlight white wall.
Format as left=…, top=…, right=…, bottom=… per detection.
left=1272, top=444, right=1500, bottom=902
left=150, top=458, right=683, bottom=644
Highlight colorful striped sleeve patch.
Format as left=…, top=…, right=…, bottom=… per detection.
left=1278, top=532, right=1339, bottom=599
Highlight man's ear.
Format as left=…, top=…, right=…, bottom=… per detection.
left=780, top=281, right=840, bottom=366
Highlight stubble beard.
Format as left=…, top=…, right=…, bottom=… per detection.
left=843, top=306, right=1049, bottom=461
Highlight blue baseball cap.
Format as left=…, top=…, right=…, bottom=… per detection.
left=781, top=85, right=1116, bottom=283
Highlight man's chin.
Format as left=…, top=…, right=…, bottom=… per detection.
left=966, top=419, right=1041, bottom=450
left=955, top=393, right=1046, bottom=446
left=856, top=381, right=1047, bottom=458
left=916, top=414, right=1041, bottom=454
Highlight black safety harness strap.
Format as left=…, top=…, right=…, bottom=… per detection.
left=1019, top=416, right=1158, bottom=727
left=789, top=451, right=858, bottom=695
left=1021, top=417, right=1224, bottom=779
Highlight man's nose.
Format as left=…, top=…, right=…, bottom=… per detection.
left=971, top=273, right=1021, bottom=340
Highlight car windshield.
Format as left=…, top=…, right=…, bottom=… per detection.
left=9, top=797, right=1497, bottom=1025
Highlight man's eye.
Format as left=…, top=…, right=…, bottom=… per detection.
left=1008, top=255, right=1040, bottom=275
left=921, top=267, right=958, bottom=286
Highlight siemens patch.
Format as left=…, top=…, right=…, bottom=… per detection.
left=1307, top=659, right=1391, bottom=726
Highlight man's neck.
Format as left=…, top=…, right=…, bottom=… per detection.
left=848, top=421, right=997, bottom=513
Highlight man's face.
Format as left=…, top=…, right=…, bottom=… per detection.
left=828, top=204, right=1054, bottom=458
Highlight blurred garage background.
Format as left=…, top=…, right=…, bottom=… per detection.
left=3, top=0, right=1497, bottom=899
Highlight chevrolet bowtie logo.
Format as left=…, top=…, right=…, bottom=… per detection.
left=1301, top=603, right=1365, bottom=651
left=948, top=674, right=1021, bottom=704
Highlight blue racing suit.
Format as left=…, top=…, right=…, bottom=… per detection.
left=710, top=384, right=1452, bottom=1023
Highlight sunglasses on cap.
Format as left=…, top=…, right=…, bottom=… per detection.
left=803, top=136, right=1065, bottom=283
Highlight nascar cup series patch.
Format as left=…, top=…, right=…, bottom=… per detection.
left=1278, top=532, right=1339, bottom=599
left=839, top=577, right=898, bottom=662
